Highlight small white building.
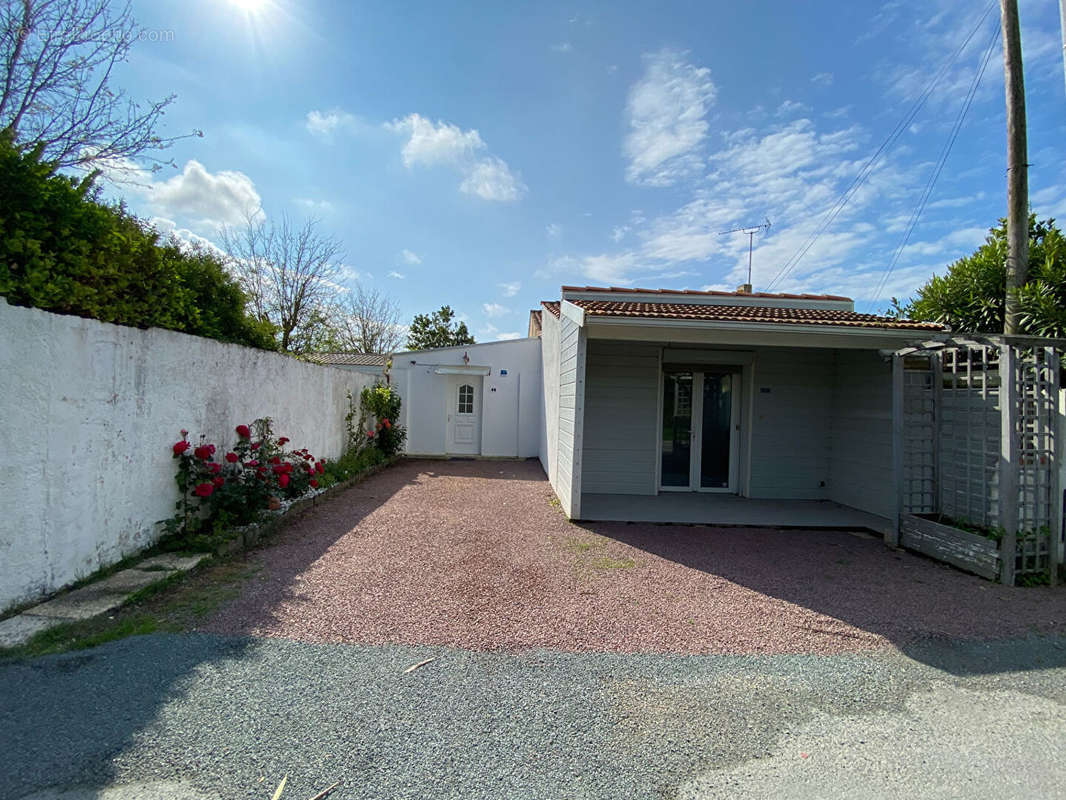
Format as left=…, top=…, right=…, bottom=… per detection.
left=391, top=338, right=542, bottom=458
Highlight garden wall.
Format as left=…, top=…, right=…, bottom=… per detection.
left=0, top=300, right=377, bottom=611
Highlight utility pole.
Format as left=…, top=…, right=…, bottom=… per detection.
left=1000, top=0, right=1029, bottom=335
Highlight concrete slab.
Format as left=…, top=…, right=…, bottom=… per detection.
left=92, top=569, right=168, bottom=595
left=25, top=591, right=127, bottom=620
left=136, top=553, right=209, bottom=572
left=580, top=493, right=892, bottom=535
left=0, top=613, right=64, bottom=648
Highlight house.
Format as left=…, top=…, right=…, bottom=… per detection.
left=535, top=285, right=949, bottom=532
left=384, top=284, right=960, bottom=534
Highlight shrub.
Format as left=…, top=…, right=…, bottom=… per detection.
left=358, top=384, right=407, bottom=457
left=165, top=418, right=326, bottom=549
left=0, top=134, right=275, bottom=350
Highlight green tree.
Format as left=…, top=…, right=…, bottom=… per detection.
left=406, top=305, right=475, bottom=350
left=892, top=216, right=1066, bottom=337
left=0, top=132, right=275, bottom=350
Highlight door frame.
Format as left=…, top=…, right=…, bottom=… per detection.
left=444, top=374, right=483, bottom=455
left=654, top=350, right=751, bottom=495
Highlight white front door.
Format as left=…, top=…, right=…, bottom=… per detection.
left=445, top=375, right=482, bottom=455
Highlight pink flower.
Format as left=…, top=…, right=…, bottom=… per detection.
left=193, top=482, right=214, bottom=497
left=235, top=424, right=251, bottom=439
left=367, top=430, right=375, bottom=439
left=246, top=459, right=259, bottom=468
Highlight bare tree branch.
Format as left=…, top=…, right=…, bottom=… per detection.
left=0, top=0, right=201, bottom=174
left=221, top=213, right=345, bottom=354
left=335, top=285, right=404, bottom=354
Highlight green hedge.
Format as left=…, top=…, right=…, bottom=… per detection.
left=0, top=135, right=275, bottom=350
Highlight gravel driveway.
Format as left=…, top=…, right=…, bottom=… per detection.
left=205, top=459, right=1066, bottom=654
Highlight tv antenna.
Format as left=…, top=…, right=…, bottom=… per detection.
left=718, top=217, right=772, bottom=289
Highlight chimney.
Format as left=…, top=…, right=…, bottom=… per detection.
left=736, top=283, right=753, bottom=294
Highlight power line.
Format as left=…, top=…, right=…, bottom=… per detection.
left=868, top=24, right=1000, bottom=311
left=764, top=2, right=995, bottom=293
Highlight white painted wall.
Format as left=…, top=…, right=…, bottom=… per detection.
left=391, top=338, right=542, bottom=458
left=829, top=350, right=894, bottom=520
left=0, top=301, right=377, bottom=612
left=581, top=341, right=659, bottom=494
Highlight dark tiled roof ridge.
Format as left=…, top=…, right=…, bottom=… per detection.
left=561, top=285, right=853, bottom=302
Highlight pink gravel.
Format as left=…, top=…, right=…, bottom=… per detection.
left=203, top=459, right=1066, bottom=655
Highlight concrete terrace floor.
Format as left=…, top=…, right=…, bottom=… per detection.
left=3, top=458, right=1066, bottom=800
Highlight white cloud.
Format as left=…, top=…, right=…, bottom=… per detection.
left=483, top=302, right=510, bottom=317
left=294, top=197, right=333, bottom=212
left=550, top=42, right=573, bottom=53
left=459, top=156, right=525, bottom=202
left=498, top=281, right=521, bottom=297
left=624, top=49, right=716, bottom=187
left=400, top=249, right=422, bottom=265
left=811, top=72, right=834, bottom=87
left=480, top=321, right=522, bottom=341
left=305, top=109, right=359, bottom=138
left=496, top=332, right=522, bottom=340
left=546, top=223, right=562, bottom=238
left=611, top=225, right=629, bottom=242
left=775, top=99, right=811, bottom=117
left=388, top=271, right=405, bottom=279
left=387, top=113, right=525, bottom=202
left=146, top=160, right=262, bottom=228
left=148, top=217, right=223, bottom=254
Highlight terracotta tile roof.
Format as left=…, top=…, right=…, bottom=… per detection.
left=542, top=301, right=561, bottom=318
left=305, top=352, right=388, bottom=367
left=561, top=285, right=853, bottom=302
left=528, top=309, right=543, bottom=337
left=555, top=299, right=947, bottom=332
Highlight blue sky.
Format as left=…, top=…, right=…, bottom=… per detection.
left=107, top=0, right=1066, bottom=339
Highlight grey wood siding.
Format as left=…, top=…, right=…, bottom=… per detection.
left=829, top=350, right=894, bottom=519
left=539, top=311, right=560, bottom=484
left=555, top=314, right=585, bottom=517
left=748, top=348, right=833, bottom=500
left=581, top=341, right=659, bottom=495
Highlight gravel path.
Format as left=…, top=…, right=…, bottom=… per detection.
left=204, top=459, right=1066, bottom=654
left=3, top=634, right=1065, bottom=800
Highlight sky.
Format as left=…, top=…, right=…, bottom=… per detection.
left=106, top=0, right=1066, bottom=340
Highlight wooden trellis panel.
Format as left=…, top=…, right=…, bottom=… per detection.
left=902, top=361, right=937, bottom=514
left=939, top=346, right=1000, bottom=531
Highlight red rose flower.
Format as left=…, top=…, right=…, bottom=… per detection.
left=224, top=452, right=237, bottom=463
left=310, top=478, right=319, bottom=488
left=251, top=442, right=261, bottom=450
left=236, top=424, right=251, bottom=439
left=278, top=473, right=290, bottom=489
left=173, top=440, right=190, bottom=455
left=278, top=437, right=289, bottom=446
left=208, top=462, right=221, bottom=474
left=246, top=459, right=259, bottom=467
left=193, top=482, right=214, bottom=497
left=315, top=461, right=325, bottom=474
left=194, top=445, right=213, bottom=461
left=269, top=456, right=281, bottom=465
left=212, top=476, right=225, bottom=488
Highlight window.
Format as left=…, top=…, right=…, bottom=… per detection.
left=457, top=384, right=474, bottom=414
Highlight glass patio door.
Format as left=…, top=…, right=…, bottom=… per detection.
left=660, top=370, right=737, bottom=492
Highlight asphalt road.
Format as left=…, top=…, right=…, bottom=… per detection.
left=3, top=633, right=1066, bottom=799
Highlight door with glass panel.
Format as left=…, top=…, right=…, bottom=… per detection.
left=660, top=370, right=738, bottom=492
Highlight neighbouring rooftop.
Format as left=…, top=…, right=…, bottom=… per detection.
left=304, top=352, right=389, bottom=367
